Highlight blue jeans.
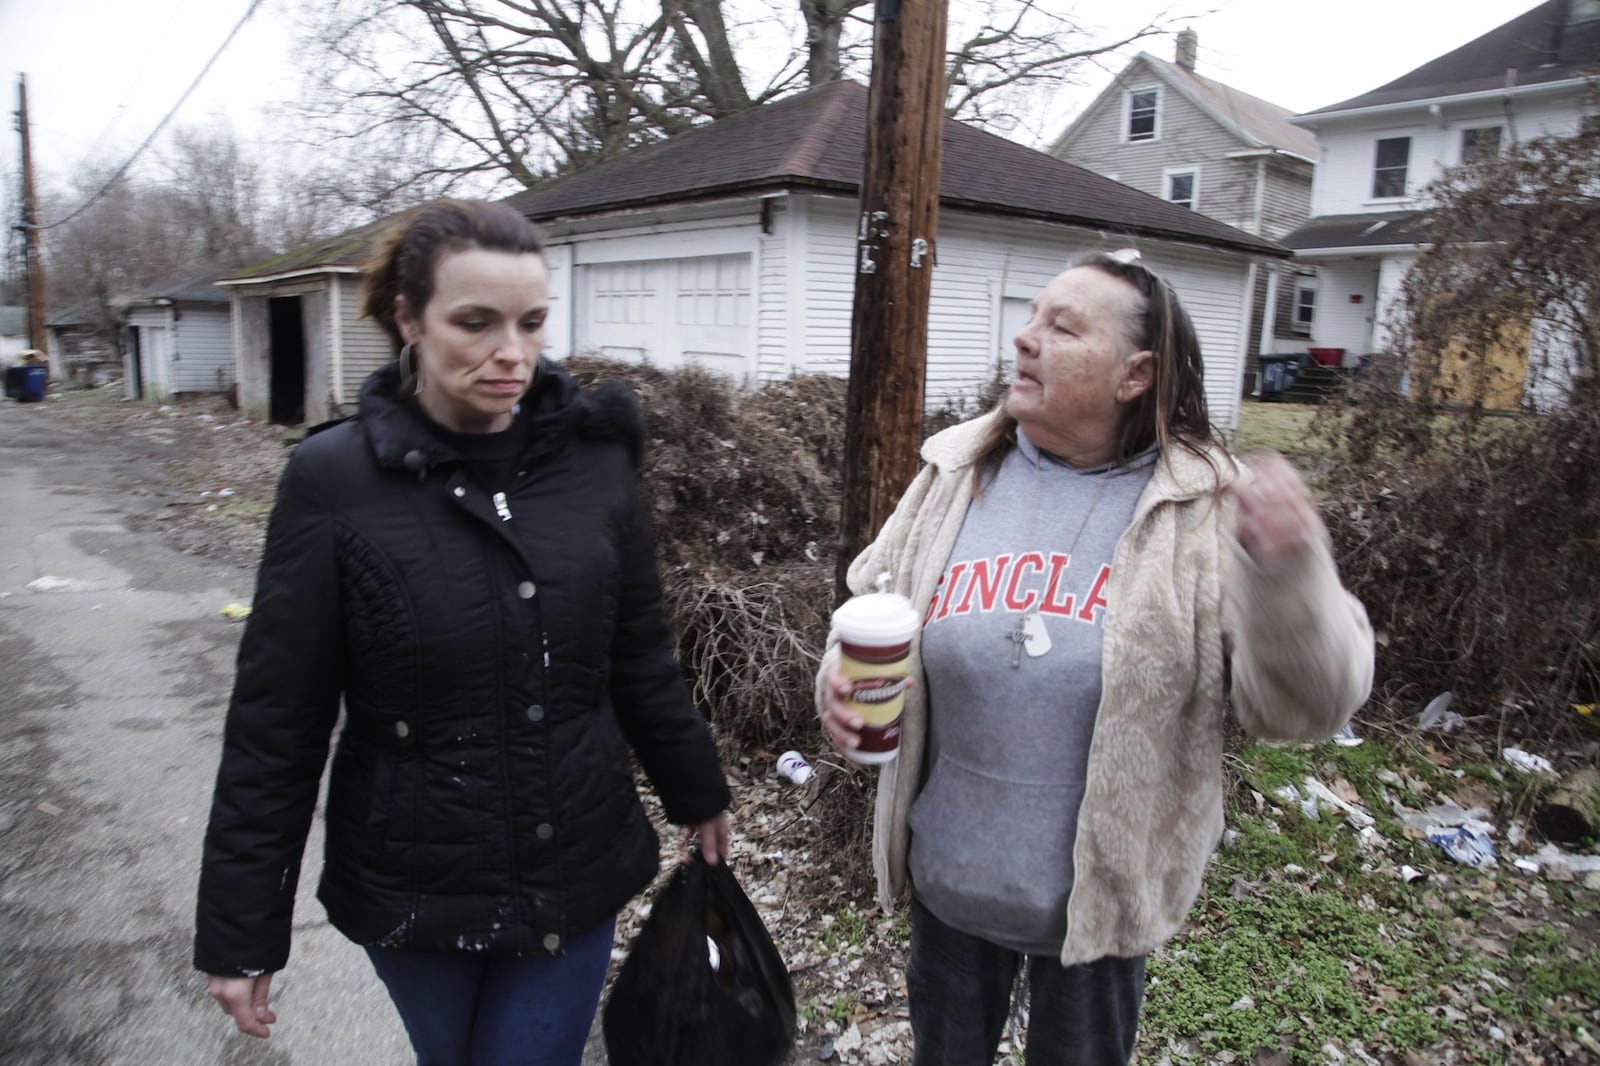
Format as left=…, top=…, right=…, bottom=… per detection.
left=365, top=916, right=616, bottom=1066
left=907, top=897, right=1145, bottom=1066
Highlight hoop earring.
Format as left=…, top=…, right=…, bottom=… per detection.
left=399, top=342, right=423, bottom=396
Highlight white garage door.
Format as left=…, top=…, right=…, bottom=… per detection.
left=576, top=254, right=752, bottom=376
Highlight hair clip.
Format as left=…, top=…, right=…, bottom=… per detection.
left=1108, top=248, right=1143, bottom=265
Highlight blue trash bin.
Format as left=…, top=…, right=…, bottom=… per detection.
left=16, top=365, right=48, bottom=402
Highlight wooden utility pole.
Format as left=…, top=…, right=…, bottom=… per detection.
left=835, top=0, right=948, bottom=601
left=15, top=75, right=52, bottom=374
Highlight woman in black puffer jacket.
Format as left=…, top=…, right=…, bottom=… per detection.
left=195, top=200, right=730, bottom=1065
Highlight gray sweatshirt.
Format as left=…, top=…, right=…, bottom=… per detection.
left=909, top=429, right=1155, bottom=955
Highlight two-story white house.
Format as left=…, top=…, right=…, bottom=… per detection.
left=1284, top=0, right=1600, bottom=397
left=1048, top=30, right=1319, bottom=370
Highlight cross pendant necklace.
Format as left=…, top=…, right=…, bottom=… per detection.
left=1004, top=615, right=1033, bottom=667
left=1003, top=434, right=1111, bottom=668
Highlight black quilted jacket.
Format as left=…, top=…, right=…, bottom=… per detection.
left=194, top=361, right=730, bottom=977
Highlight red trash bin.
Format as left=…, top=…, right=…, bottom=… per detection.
left=1308, top=347, right=1345, bottom=367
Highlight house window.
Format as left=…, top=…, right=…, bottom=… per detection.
left=1372, top=137, right=1410, bottom=198
left=1292, top=281, right=1316, bottom=334
left=1126, top=88, right=1159, bottom=142
left=1461, top=126, right=1502, bottom=163
left=1164, top=167, right=1198, bottom=209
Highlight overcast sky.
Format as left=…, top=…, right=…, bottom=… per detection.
left=0, top=0, right=1536, bottom=190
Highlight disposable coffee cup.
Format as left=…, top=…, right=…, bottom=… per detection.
left=832, top=587, right=919, bottom=765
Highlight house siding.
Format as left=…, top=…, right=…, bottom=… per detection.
left=337, top=277, right=393, bottom=407
left=789, top=200, right=1254, bottom=431
left=1259, top=161, right=1312, bottom=242
left=1308, top=91, right=1588, bottom=216
left=796, top=201, right=859, bottom=380
left=756, top=199, right=792, bottom=381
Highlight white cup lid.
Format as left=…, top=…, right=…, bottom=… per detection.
left=832, top=592, right=920, bottom=645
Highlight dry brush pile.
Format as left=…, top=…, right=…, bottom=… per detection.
left=561, top=366, right=847, bottom=722
left=1313, top=392, right=1600, bottom=745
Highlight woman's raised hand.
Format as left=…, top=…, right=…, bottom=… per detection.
left=1231, top=452, right=1324, bottom=566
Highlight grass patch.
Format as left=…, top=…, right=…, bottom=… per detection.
left=814, top=906, right=869, bottom=955
left=1480, top=925, right=1600, bottom=1031
left=1141, top=739, right=1504, bottom=1063
left=1234, top=402, right=1329, bottom=468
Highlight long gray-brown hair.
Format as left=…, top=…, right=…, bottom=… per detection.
left=972, top=250, right=1223, bottom=490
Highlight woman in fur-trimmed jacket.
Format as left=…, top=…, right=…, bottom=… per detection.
left=196, top=200, right=730, bottom=1066
left=818, top=251, right=1374, bottom=1066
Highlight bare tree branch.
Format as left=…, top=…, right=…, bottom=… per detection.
left=290, top=0, right=1190, bottom=195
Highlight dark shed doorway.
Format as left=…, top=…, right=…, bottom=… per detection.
left=268, top=297, right=307, bottom=425
left=126, top=326, right=144, bottom=400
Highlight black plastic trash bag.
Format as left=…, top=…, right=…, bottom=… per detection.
left=603, top=854, right=796, bottom=1066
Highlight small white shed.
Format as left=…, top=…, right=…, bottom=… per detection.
left=123, top=275, right=235, bottom=402
left=219, top=221, right=394, bottom=425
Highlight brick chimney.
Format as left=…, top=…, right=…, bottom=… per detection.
left=1175, top=28, right=1198, bottom=71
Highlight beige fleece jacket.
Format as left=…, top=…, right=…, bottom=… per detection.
left=816, top=409, right=1375, bottom=966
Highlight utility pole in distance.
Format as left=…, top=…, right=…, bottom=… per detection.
left=15, top=75, right=53, bottom=376
left=835, top=0, right=948, bottom=602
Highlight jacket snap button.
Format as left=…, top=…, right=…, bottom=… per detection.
left=536, top=823, right=554, bottom=840
left=517, top=581, right=536, bottom=599
left=453, top=486, right=466, bottom=498
left=526, top=704, right=544, bottom=723
left=543, top=933, right=561, bottom=953
left=395, top=721, right=410, bottom=739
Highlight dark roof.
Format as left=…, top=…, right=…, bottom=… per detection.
left=1133, top=53, right=1317, bottom=159
left=1281, top=211, right=1432, bottom=251
left=127, top=270, right=231, bottom=305
left=45, top=302, right=100, bottom=329
left=1303, top=0, right=1600, bottom=117
left=504, top=80, right=1283, bottom=256
left=225, top=217, right=393, bottom=282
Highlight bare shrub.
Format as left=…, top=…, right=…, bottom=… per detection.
left=1317, top=401, right=1599, bottom=741
left=564, top=357, right=1015, bottom=889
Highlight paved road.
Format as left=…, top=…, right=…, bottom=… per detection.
left=0, top=399, right=415, bottom=1065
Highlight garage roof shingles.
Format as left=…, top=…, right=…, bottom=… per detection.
left=505, top=80, right=1283, bottom=257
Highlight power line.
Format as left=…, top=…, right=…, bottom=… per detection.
left=25, top=0, right=267, bottom=233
